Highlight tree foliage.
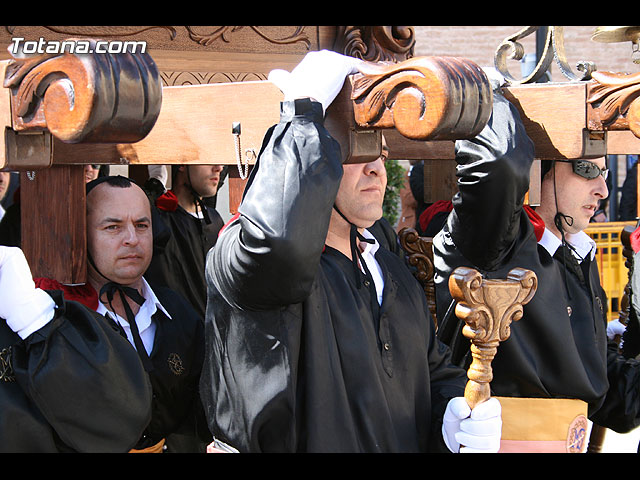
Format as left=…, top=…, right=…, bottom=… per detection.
left=383, top=159, right=406, bottom=227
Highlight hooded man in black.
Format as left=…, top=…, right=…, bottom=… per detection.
left=0, top=176, right=211, bottom=452
left=145, top=164, right=225, bottom=320
left=199, top=50, right=503, bottom=453
left=434, top=80, right=640, bottom=451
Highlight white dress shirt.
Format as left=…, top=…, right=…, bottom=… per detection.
left=359, top=229, right=385, bottom=305
left=96, top=277, right=171, bottom=355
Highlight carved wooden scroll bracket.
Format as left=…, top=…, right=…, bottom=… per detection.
left=1, top=38, right=162, bottom=170
left=318, top=55, right=493, bottom=164
left=449, top=266, right=537, bottom=410
left=350, top=56, right=492, bottom=141
left=501, top=69, right=640, bottom=161
left=398, top=227, right=437, bottom=323
left=587, top=71, right=640, bottom=140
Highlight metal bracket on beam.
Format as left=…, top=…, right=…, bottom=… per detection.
left=4, top=128, right=52, bottom=170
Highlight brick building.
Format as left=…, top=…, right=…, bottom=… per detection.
left=414, top=26, right=639, bottom=78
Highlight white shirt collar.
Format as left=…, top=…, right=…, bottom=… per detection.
left=359, top=229, right=384, bottom=305
left=95, top=277, right=169, bottom=353
left=360, top=228, right=380, bottom=257
left=538, top=227, right=596, bottom=261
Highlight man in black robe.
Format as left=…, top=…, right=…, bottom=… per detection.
left=433, top=81, right=640, bottom=451
left=0, top=176, right=212, bottom=452
left=200, top=50, right=502, bottom=453
left=145, top=164, right=225, bottom=319
left=81, top=176, right=211, bottom=452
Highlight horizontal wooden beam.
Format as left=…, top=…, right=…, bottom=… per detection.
left=5, top=45, right=640, bottom=174
left=503, top=82, right=597, bottom=160
left=1, top=49, right=494, bottom=169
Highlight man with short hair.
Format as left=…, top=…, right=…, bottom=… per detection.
left=85, top=176, right=210, bottom=452
left=200, top=50, right=502, bottom=453
left=434, top=89, right=640, bottom=451
left=0, top=176, right=211, bottom=452
left=145, top=164, right=225, bottom=319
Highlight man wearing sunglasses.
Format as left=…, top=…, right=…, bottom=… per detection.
left=433, top=90, right=640, bottom=452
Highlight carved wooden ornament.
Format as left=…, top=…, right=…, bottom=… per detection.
left=3, top=38, right=162, bottom=144
left=588, top=70, right=640, bottom=138
left=398, top=228, right=437, bottom=323
left=351, top=56, right=493, bottom=141
left=2, top=48, right=494, bottom=168
left=449, top=267, right=537, bottom=410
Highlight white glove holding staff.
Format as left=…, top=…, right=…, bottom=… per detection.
left=442, top=396, right=502, bottom=453
left=268, top=50, right=364, bottom=114
left=0, top=246, right=55, bottom=338
left=607, top=318, right=626, bottom=341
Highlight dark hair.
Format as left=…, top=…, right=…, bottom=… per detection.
left=86, top=175, right=133, bottom=195
left=541, top=160, right=554, bottom=180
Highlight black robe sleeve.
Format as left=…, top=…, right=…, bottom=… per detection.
left=203, top=99, right=468, bottom=453
left=445, top=93, right=534, bottom=272
left=209, top=99, right=343, bottom=311
left=1, top=290, right=152, bottom=452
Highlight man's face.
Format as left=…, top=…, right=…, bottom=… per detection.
left=334, top=143, right=388, bottom=229
left=185, top=165, right=224, bottom=198
left=0, top=172, right=10, bottom=202
left=84, top=165, right=100, bottom=183
left=86, top=183, right=153, bottom=286
left=540, top=157, right=609, bottom=235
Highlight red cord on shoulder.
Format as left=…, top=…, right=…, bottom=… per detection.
left=523, top=204, right=545, bottom=242
left=155, top=190, right=179, bottom=212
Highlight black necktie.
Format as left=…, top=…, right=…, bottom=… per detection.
left=554, top=244, right=585, bottom=285
left=100, top=282, right=154, bottom=372
left=332, top=205, right=376, bottom=287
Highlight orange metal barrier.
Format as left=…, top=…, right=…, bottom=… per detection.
left=585, top=221, right=636, bottom=322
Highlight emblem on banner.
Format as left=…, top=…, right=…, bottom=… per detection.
left=566, top=414, right=588, bottom=453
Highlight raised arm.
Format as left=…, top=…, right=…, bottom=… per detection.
left=0, top=246, right=152, bottom=452
left=446, top=93, right=535, bottom=271
left=208, top=51, right=363, bottom=311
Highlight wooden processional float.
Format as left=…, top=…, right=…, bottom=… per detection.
left=0, top=40, right=496, bottom=283
left=0, top=35, right=539, bottom=418
left=4, top=27, right=640, bottom=281
left=5, top=27, right=640, bottom=440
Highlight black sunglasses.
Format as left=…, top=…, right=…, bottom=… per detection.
left=556, top=160, right=608, bottom=180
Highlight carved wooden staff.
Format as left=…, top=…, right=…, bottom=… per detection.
left=449, top=267, right=537, bottom=409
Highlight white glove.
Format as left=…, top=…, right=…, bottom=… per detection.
left=147, top=165, right=168, bottom=188
left=607, top=319, right=627, bottom=341
left=206, top=438, right=239, bottom=453
left=442, top=396, right=502, bottom=453
left=0, top=246, right=56, bottom=339
left=268, top=50, right=364, bottom=114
